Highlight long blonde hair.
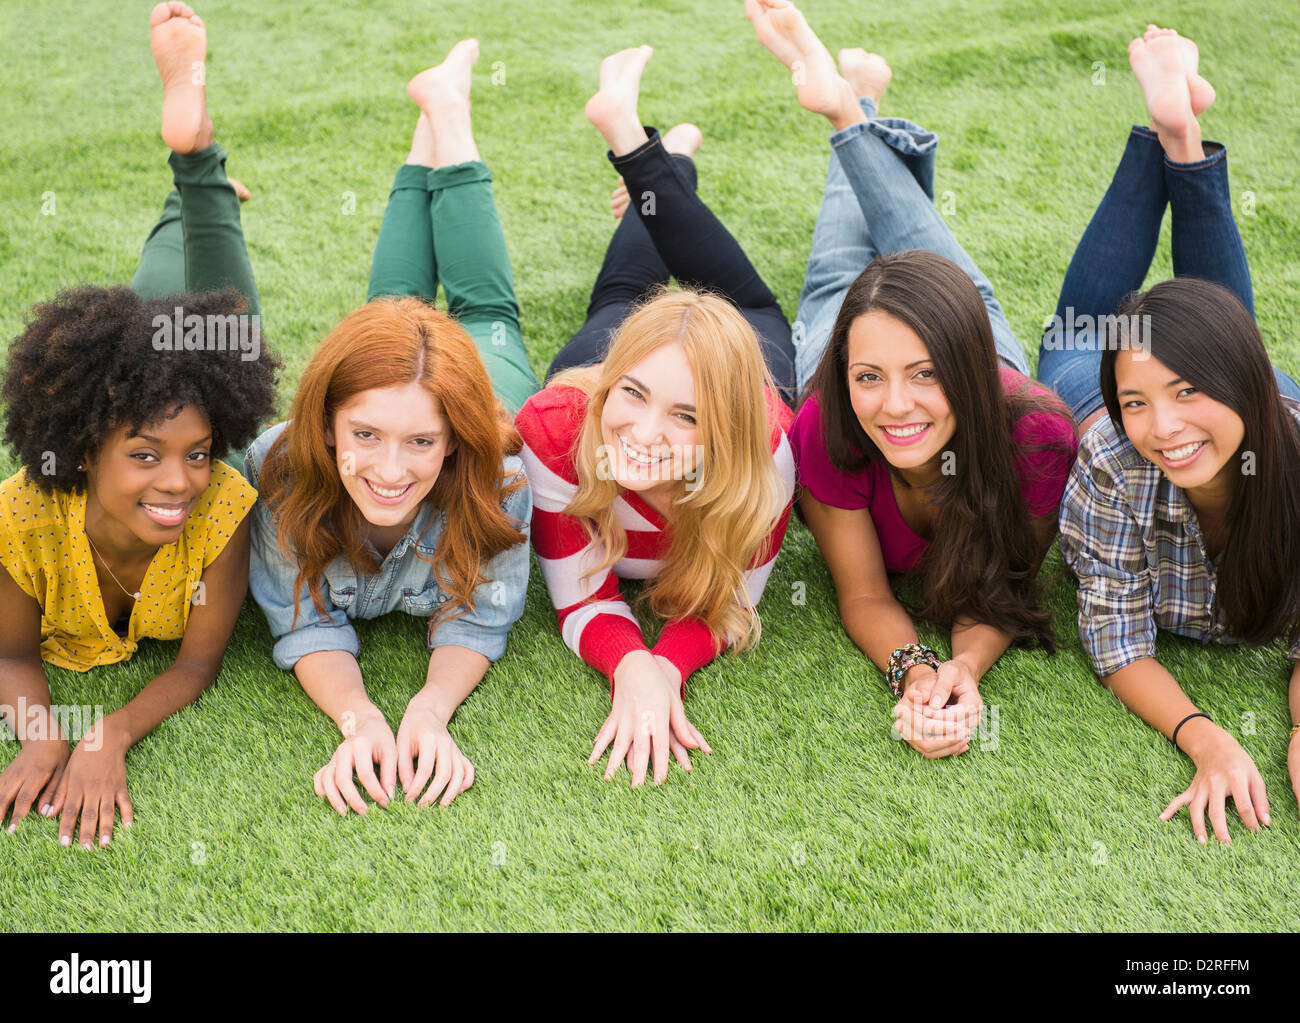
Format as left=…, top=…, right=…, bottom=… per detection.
left=552, top=288, right=786, bottom=653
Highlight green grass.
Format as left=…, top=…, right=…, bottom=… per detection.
left=2, top=0, right=1299, bottom=932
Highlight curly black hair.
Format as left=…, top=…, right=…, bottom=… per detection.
left=3, top=284, right=281, bottom=493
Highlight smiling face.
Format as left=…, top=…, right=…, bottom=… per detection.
left=1114, top=349, right=1245, bottom=496
left=598, top=341, right=700, bottom=504
left=325, top=382, right=457, bottom=535
left=845, top=310, right=956, bottom=477
left=81, top=403, right=214, bottom=554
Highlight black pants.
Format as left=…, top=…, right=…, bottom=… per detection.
left=548, top=127, right=796, bottom=405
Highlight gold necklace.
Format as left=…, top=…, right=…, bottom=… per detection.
left=85, top=531, right=141, bottom=601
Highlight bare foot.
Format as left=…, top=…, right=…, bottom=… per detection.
left=406, top=38, right=478, bottom=112
left=1144, top=24, right=1215, bottom=115
left=407, top=40, right=481, bottom=168
left=226, top=177, right=251, bottom=201
left=150, top=2, right=213, bottom=153
left=1128, top=31, right=1203, bottom=162
left=745, top=0, right=862, bottom=131
left=584, top=46, right=655, bottom=156
left=610, top=122, right=702, bottom=218
left=838, top=48, right=891, bottom=108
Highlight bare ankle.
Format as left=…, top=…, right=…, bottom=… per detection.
left=1158, top=122, right=1205, bottom=163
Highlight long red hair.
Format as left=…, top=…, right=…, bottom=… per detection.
left=259, top=297, right=527, bottom=637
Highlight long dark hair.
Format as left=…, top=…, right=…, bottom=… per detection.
left=805, top=249, right=1071, bottom=649
left=1101, top=277, right=1300, bottom=648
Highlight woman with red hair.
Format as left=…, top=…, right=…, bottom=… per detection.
left=243, top=40, right=533, bottom=815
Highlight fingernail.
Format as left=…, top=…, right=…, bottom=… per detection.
left=60, top=835, right=71, bottom=847
left=123, top=820, right=132, bottom=829
left=81, top=842, right=92, bottom=851
left=40, top=804, right=52, bottom=817
left=100, top=835, right=110, bottom=847
left=1198, top=835, right=1207, bottom=845
left=1262, top=814, right=1271, bottom=827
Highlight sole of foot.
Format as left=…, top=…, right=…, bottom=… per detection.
left=407, top=39, right=479, bottom=113
left=584, top=45, right=654, bottom=141
left=838, top=48, right=891, bottom=107
left=745, top=0, right=857, bottom=125
left=1143, top=23, right=1215, bottom=115
left=151, top=1, right=213, bottom=153
left=1128, top=32, right=1199, bottom=149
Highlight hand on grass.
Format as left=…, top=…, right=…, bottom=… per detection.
left=892, top=665, right=976, bottom=759
left=0, top=738, right=70, bottom=835
left=313, top=708, right=396, bottom=816
left=591, top=651, right=704, bottom=787
left=1160, top=724, right=1269, bottom=844
left=396, top=693, right=474, bottom=807
left=51, top=720, right=133, bottom=849
left=653, top=655, right=712, bottom=774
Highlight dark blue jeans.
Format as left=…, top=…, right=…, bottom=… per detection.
left=547, top=127, right=796, bottom=406
left=1037, top=125, right=1300, bottom=421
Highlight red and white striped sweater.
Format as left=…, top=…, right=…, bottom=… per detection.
left=516, top=384, right=796, bottom=694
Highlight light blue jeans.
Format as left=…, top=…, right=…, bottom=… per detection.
left=794, top=98, right=1029, bottom=390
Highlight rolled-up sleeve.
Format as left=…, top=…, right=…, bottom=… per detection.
left=243, top=435, right=360, bottom=671
left=1057, top=436, right=1156, bottom=677
left=427, top=469, right=532, bottom=662
left=247, top=498, right=360, bottom=670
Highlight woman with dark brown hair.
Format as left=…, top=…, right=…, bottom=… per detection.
left=243, top=40, right=532, bottom=816
left=748, top=0, right=1077, bottom=758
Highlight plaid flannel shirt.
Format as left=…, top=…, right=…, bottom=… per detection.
left=1058, top=413, right=1300, bottom=677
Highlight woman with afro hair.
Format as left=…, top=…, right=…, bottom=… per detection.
left=0, top=4, right=278, bottom=850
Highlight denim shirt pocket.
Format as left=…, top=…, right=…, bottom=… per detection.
left=323, top=561, right=358, bottom=612
left=401, top=584, right=450, bottom=617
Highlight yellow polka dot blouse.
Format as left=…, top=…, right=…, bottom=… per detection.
left=0, top=460, right=256, bottom=672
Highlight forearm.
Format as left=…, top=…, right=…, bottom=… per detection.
left=107, top=660, right=218, bottom=747
left=0, top=657, right=63, bottom=744
left=294, top=649, right=378, bottom=733
left=839, top=593, right=919, bottom=672
left=950, top=617, right=1013, bottom=684
left=1289, top=660, right=1300, bottom=726
left=416, top=645, right=490, bottom=724
left=1102, top=656, right=1218, bottom=756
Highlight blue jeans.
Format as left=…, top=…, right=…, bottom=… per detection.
left=1038, top=126, right=1300, bottom=421
left=795, top=98, right=1030, bottom=390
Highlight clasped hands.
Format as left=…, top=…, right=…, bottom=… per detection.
left=892, top=658, right=983, bottom=759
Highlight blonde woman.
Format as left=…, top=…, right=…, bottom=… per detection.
left=515, top=47, right=796, bottom=790
left=519, top=291, right=795, bottom=790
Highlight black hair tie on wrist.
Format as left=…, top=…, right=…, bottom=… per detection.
left=1172, top=712, right=1211, bottom=749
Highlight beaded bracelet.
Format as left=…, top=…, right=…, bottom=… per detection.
left=885, top=643, right=941, bottom=698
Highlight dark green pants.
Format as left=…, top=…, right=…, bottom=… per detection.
left=367, top=162, right=539, bottom=416
left=132, top=143, right=258, bottom=474
left=130, top=143, right=260, bottom=316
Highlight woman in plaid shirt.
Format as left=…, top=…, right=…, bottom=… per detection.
left=1052, top=28, right=1300, bottom=845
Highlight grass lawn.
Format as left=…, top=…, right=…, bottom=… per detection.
left=2, top=0, right=1299, bottom=931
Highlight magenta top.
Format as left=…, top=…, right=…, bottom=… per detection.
left=789, top=367, right=1079, bottom=574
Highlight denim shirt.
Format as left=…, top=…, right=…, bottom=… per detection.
left=241, top=421, right=532, bottom=671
